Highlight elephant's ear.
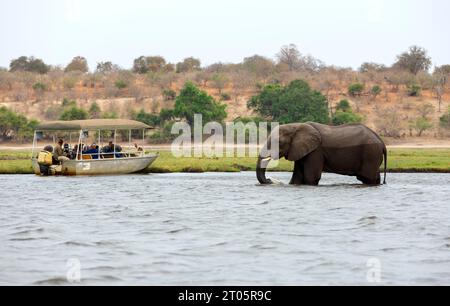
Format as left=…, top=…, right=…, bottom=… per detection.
left=287, top=124, right=322, bottom=162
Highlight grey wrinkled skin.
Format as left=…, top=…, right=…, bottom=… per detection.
left=257, top=122, right=387, bottom=186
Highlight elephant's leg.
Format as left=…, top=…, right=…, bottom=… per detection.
left=302, top=149, right=324, bottom=186
left=358, top=146, right=384, bottom=185
left=290, top=161, right=304, bottom=185
left=357, top=175, right=380, bottom=185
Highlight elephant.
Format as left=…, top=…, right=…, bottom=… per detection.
left=257, top=122, right=387, bottom=186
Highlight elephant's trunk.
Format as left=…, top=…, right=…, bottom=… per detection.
left=257, top=157, right=273, bottom=185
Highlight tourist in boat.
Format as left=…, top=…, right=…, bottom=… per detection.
left=53, top=139, right=70, bottom=163
left=84, top=143, right=100, bottom=160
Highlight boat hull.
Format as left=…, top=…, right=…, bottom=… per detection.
left=32, top=155, right=158, bottom=176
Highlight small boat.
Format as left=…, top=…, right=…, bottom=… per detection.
left=31, top=119, right=158, bottom=176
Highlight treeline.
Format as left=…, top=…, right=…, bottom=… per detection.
left=1, top=44, right=449, bottom=105
left=1, top=44, right=450, bottom=142
left=2, top=78, right=450, bottom=143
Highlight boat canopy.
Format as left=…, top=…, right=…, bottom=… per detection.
left=36, top=119, right=152, bottom=131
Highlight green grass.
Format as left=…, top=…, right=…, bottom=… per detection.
left=0, top=149, right=449, bottom=174
left=387, top=149, right=450, bottom=172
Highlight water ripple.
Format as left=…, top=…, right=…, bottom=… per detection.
left=0, top=173, right=449, bottom=286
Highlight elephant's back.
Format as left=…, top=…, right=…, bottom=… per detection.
left=308, top=123, right=383, bottom=149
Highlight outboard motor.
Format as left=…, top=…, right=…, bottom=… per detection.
left=37, top=145, right=53, bottom=176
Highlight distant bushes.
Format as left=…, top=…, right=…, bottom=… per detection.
left=114, top=80, right=128, bottom=90
left=32, top=82, right=47, bottom=91
left=162, top=89, right=177, bottom=101
left=439, top=107, right=450, bottom=129
left=332, top=100, right=363, bottom=126
left=0, top=106, right=39, bottom=142
left=407, top=84, right=422, bottom=97
left=348, top=83, right=365, bottom=97
left=59, top=106, right=88, bottom=121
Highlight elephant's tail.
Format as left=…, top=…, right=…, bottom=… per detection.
left=383, top=145, right=387, bottom=185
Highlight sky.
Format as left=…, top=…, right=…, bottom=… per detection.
left=0, top=0, right=449, bottom=70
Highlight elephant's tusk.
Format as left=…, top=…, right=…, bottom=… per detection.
left=261, top=157, right=272, bottom=162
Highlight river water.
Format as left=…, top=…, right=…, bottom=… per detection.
left=0, top=173, right=449, bottom=286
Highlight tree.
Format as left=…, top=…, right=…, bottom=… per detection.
left=242, top=55, right=276, bottom=82
left=174, top=82, right=227, bottom=126
left=134, top=109, right=161, bottom=127
left=433, top=66, right=449, bottom=112
left=9, top=56, right=49, bottom=74
left=211, top=73, right=228, bottom=94
left=88, top=102, right=102, bottom=119
left=248, top=80, right=330, bottom=124
left=394, top=46, right=432, bottom=75
left=176, top=57, right=201, bottom=73
left=435, top=65, right=450, bottom=75
left=0, top=106, right=39, bottom=141
left=65, top=56, right=89, bottom=73
left=409, top=103, right=434, bottom=136
left=276, top=44, right=323, bottom=72
left=277, top=44, right=301, bottom=71
left=96, top=61, right=120, bottom=74
left=132, top=56, right=167, bottom=74
left=59, top=107, right=88, bottom=121
left=159, top=109, right=175, bottom=123
left=411, top=117, right=433, bottom=137
left=359, top=62, right=387, bottom=73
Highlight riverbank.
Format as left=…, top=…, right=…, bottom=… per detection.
left=0, top=148, right=449, bottom=174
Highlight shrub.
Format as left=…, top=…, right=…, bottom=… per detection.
left=407, top=84, right=422, bottom=97
left=220, top=93, right=232, bottom=101
left=332, top=112, right=363, bottom=126
left=163, top=89, right=177, bottom=101
left=32, top=82, right=47, bottom=91
left=159, top=108, right=175, bottom=123
left=336, top=100, right=351, bottom=112
left=134, top=109, right=161, bottom=127
left=348, top=83, right=365, bottom=97
left=332, top=100, right=362, bottom=126
left=371, top=85, right=382, bottom=98
left=149, top=122, right=176, bottom=144
left=115, top=80, right=127, bottom=90
left=59, top=107, right=88, bottom=121
left=62, top=98, right=77, bottom=108
left=88, top=102, right=102, bottom=119
left=101, top=111, right=118, bottom=119
left=440, top=108, right=450, bottom=129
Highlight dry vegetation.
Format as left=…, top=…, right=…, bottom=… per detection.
left=1, top=45, right=450, bottom=143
